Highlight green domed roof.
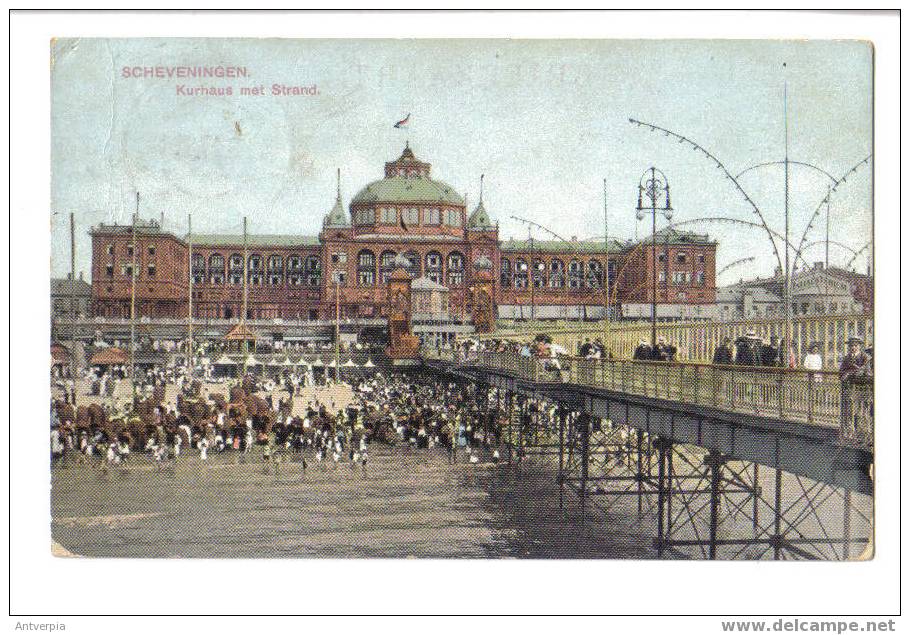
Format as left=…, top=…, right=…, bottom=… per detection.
left=351, top=176, right=464, bottom=206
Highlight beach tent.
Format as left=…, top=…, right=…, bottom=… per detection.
left=214, top=354, right=236, bottom=366
left=213, top=354, right=238, bottom=378
left=343, top=359, right=357, bottom=368
left=363, top=358, right=376, bottom=368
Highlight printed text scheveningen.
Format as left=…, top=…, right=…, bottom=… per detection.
left=121, top=65, right=249, bottom=79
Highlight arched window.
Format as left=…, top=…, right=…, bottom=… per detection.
left=568, top=260, right=582, bottom=289
left=249, top=254, right=263, bottom=285
left=287, top=255, right=303, bottom=286
left=267, top=255, right=283, bottom=285
left=587, top=259, right=604, bottom=288
left=549, top=259, right=565, bottom=288
left=209, top=254, right=225, bottom=284
left=514, top=258, right=528, bottom=288
left=403, top=250, right=421, bottom=278
left=447, top=251, right=465, bottom=286
left=500, top=258, right=512, bottom=288
left=379, top=250, right=397, bottom=284
left=532, top=258, right=546, bottom=288
left=305, top=255, right=321, bottom=287
left=228, top=253, right=243, bottom=285
left=425, top=251, right=443, bottom=284
left=191, top=253, right=205, bottom=284
left=357, top=250, right=376, bottom=287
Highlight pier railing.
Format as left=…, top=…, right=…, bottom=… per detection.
left=426, top=349, right=872, bottom=446
left=478, top=313, right=873, bottom=370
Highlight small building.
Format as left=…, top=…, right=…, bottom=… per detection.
left=713, top=262, right=865, bottom=321
left=411, top=276, right=450, bottom=320
left=223, top=322, right=260, bottom=353
left=89, top=346, right=129, bottom=372
left=51, top=273, right=92, bottom=321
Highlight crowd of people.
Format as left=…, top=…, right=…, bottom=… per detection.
left=435, top=330, right=874, bottom=395
left=50, top=362, right=512, bottom=476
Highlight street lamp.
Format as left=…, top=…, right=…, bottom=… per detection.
left=636, top=167, right=673, bottom=349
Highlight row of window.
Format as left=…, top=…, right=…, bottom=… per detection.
left=194, top=272, right=323, bottom=286
left=499, top=258, right=611, bottom=290
left=657, top=252, right=706, bottom=265
left=351, top=250, right=466, bottom=287
left=657, top=271, right=707, bottom=285
left=352, top=206, right=463, bottom=228
left=190, top=254, right=322, bottom=273
left=105, top=244, right=156, bottom=258
left=106, top=263, right=156, bottom=278
left=388, top=167, right=429, bottom=178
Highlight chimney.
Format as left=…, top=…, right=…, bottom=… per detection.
left=774, top=266, right=782, bottom=278
left=79, top=271, right=84, bottom=281
left=814, top=261, right=824, bottom=271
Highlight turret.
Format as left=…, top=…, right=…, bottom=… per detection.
left=322, top=168, right=349, bottom=228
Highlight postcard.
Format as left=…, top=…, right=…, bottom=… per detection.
left=49, top=37, right=873, bottom=562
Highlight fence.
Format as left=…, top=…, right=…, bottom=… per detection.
left=478, top=314, right=873, bottom=370
left=430, top=350, right=872, bottom=446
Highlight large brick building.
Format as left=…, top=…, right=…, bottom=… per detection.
left=89, top=145, right=717, bottom=323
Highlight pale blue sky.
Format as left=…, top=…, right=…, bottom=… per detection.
left=51, top=38, right=872, bottom=283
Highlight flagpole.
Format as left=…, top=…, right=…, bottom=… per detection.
left=130, top=192, right=138, bottom=397
left=335, top=278, right=341, bottom=384
left=603, top=178, right=611, bottom=348
left=187, top=213, right=194, bottom=378
left=242, top=216, right=249, bottom=376
left=69, top=212, right=77, bottom=381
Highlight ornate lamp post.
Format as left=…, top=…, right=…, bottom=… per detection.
left=636, top=167, right=673, bottom=349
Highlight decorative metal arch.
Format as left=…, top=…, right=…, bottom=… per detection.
left=629, top=118, right=784, bottom=275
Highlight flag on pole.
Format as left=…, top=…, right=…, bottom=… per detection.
left=393, top=113, right=410, bottom=128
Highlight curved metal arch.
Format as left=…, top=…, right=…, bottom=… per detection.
left=793, top=155, right=872, bottom=267
left=735, top=160, right=839, bottom=183
left=799, top=239, right=860, bottom=258
left=629, top=118, right=784, bottom=274
left=845, top=242, right=872, bottom=271
left=667, top=216, right=812, bottom=270
left=717, top=256, right=756, bottom=277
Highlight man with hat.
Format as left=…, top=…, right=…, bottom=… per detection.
left=840, top=337, right=870, bottom=380
left=712, top=337, right=734, bottom=365
left=633, top=339, right=652, bottom=361
left=760, top=335, right=783, bottom=367
left=735, top=332, right=760, bottom=366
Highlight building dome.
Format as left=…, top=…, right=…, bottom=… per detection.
left=351, top=177, right=464, bottom=206
left=350, top=144, right=464, bottom=206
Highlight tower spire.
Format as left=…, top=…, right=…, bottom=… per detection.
left=336, top=167, right=341, bottom=202
left=479, top=174, right=485, bottom=203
